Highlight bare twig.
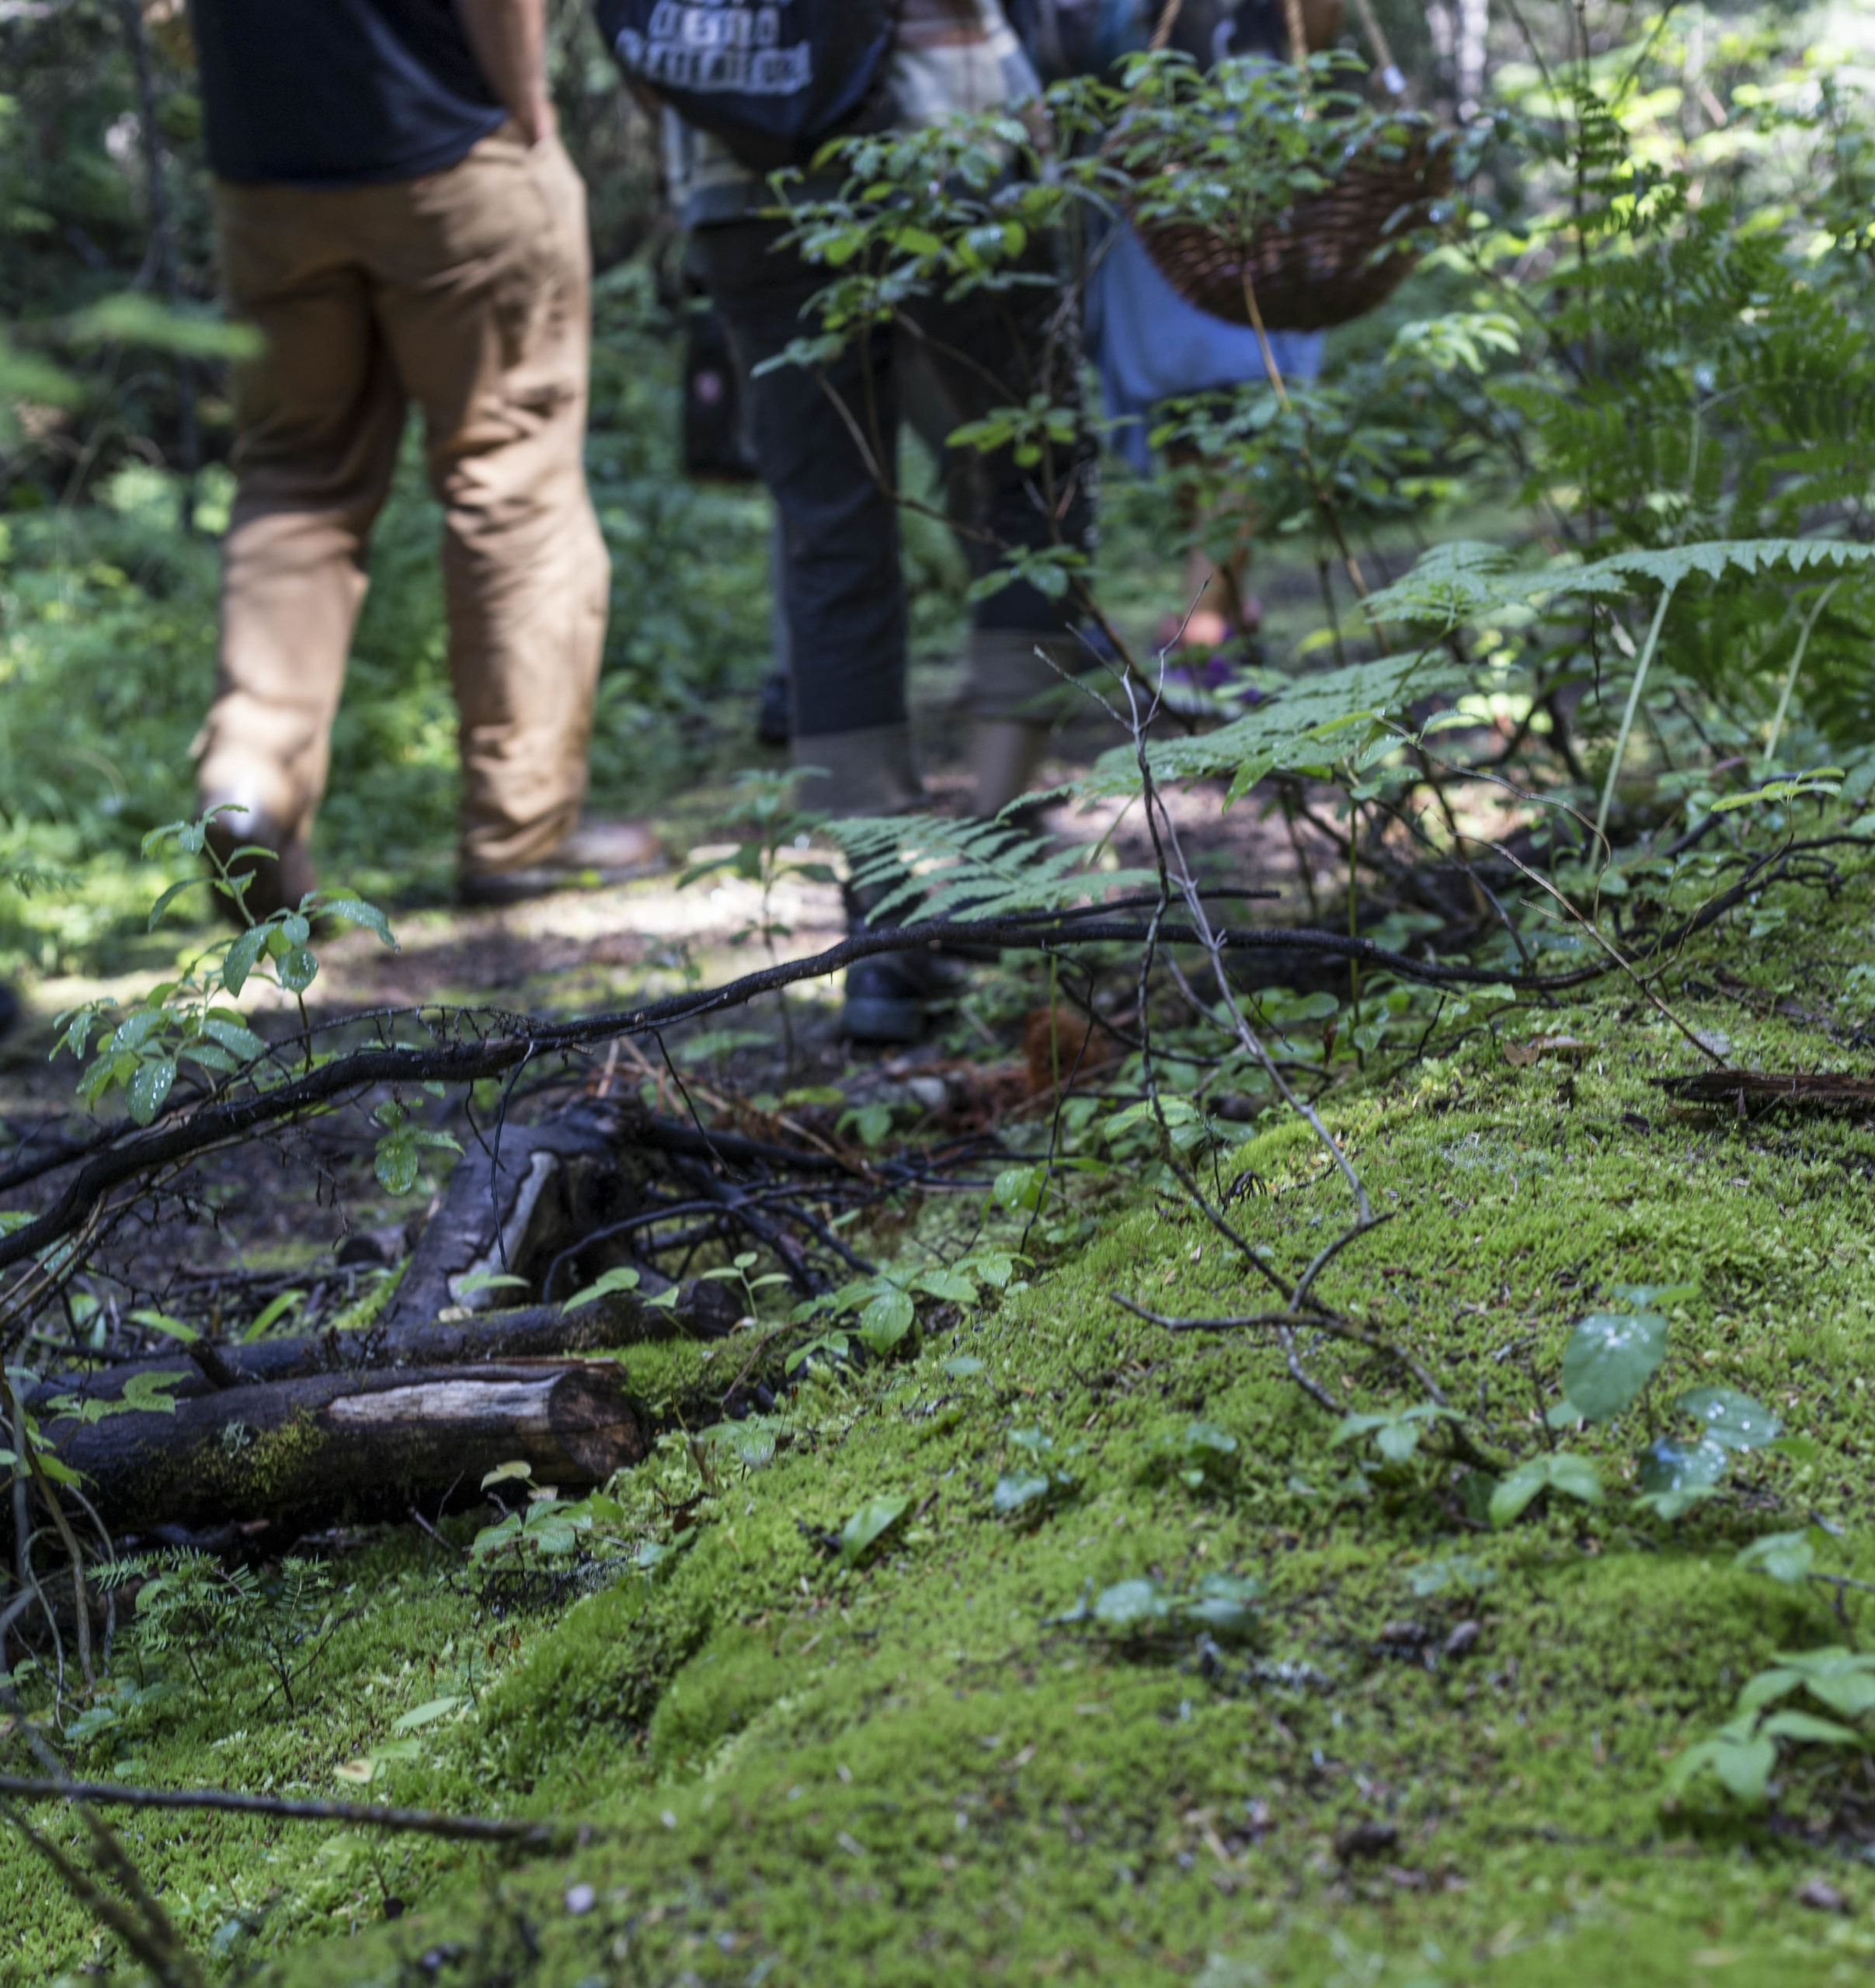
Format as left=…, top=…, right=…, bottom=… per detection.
left=0, top=1775, right=565, bottom=1847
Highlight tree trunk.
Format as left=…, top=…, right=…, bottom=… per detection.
left=43, top=1361, right=647, bottom=1533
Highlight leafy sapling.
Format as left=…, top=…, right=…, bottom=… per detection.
left=54, top=808, right=396, bottom=1124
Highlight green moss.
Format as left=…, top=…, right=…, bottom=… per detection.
left=607, top=1334, right=734, bottom=1421
left=18, top=855, right=1875, bottom=1983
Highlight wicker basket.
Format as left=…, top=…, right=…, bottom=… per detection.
left=1135, top=125, right=1451, bottom=332
left=1125, top=0, right=1450, bottom=332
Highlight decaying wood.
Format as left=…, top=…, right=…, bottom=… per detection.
left=41, top=1359, right=647, bottom=1531
left=28, top=1279, right=739, bottom=1423
left=383, top=1099, right=657, bottom=1330
left=1655, top=1069, right=1875, bottom=1113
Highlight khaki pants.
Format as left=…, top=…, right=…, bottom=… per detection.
left=196, top=128, right=609, bottom=877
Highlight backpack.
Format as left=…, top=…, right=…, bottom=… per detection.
left=594, top=0, right=899, bottom=171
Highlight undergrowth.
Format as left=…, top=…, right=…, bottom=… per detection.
left=12, top=841, right=1875, bottom=1983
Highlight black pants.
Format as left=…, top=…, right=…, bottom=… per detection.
left=686, top=217, right=1093, bottom=742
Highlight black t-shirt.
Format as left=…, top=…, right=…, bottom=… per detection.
left=190, top=0, right=505, bottom=187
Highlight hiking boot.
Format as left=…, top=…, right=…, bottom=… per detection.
left=459, top=818, right=664, bottom=908
left=840, top=951, right=959, bottom=1045
left=202, top=805, right=318, bottom=927
left=838, top=881, right=965, bottom=1044
left=756, top=667, right=791, bottom=748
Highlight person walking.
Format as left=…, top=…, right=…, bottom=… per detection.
left=643, top=0, right=1095, bottom=1041
left=187, top=0, right=658, bottom=913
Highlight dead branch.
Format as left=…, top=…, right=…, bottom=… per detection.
left=0, top=1775, right=560, bottom=1846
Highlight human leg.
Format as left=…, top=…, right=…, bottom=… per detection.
left=196, top=182, right=406, bottom=895
left=370, top=128, right=615, bottom=882
left=905, top=267, right=1094, bottom=816
left=688, top=217, right=920, bottom=822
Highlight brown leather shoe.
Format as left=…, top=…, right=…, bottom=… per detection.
left=202, top=805, right=317, bottom=927
left=458, top=818, right=664, bottom=908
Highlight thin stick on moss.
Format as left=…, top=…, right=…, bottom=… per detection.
left=0, top=1775, right=566, bottom=1846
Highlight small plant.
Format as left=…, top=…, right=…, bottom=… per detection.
left=101, top=1548, right=337, bottom=1712
left=1667, top=1648, right=1875, bottom=1809
left=993, top=1427, right=1080, bottom=1527
left=1489, top=1286, right=1781, bottom=1527
left=1060, top=1572, right=1264, bottom=1648
left=53, top=809, right=396, bottom=1124
left=1143, top=1420, right=1240, bottom=1494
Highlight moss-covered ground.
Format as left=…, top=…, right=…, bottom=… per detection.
left=14, top=843, right=1875, bottom=1986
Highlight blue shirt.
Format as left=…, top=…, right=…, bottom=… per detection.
left=190, top=0, right=505, bottom=187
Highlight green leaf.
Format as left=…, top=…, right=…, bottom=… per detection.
left=452, top=1272, right=529, bottom=1298
left=1637, top=1436, right=1730, bottom=1516
left=839, top=1493, right=912, bottom=1565
left=375, top=1131, right=419, bottom=1196
left=221, top=926, right=269, bottom=996
left=993, top=1472, right=1056, bottom=1518
left=127, top=1058, right=176, bottom=1124
left=480, top=1460, right=534, bottom=1490
left=129, top=1308, right=200, bottom=1344
left=145, top=875, right=213, bottom=929
left=939, top=1355, right=986, bottom=1378
left=1758, top=1708, right=1859, bottom=1746
left=1741, top=1649, right=1875, bottom=1721
left=1664, top=1713, right=1772, bottom=1806
left=1489, top=1452, right=1603, bottom=1528
left=1560, top=1311, right=1667, bottom=1422
left=201, top=1016, right=268, bottom=1063
left=1733, top=1530, right=1816, bottom=1585
left=703, top=1420, right=778, bottom=1470
left=318, top=897, right=398, bottom=948
left=1544, top=1453, right=1604, bottom=1505
left=1676, top=1385, right=1781, bottom=1451
left=563, top=1266, right=643, bottom=1312
left=913, top=1268, right=978, bottom=1305
left=857, top=1288, right=916, bottom=1353
left=993, top=1165, right=1048, bottom=1214
left=119, top=1370, right=186, bottom=1416
left=277, top=944, right=319, bottom=994
left=1712, top=1730, right=1778, bottom=1803
left=242, top=1289, right=306, bottom=1342
left=1092, top=1578, right=1169, bottom=1629
left=391, top=1695, right=464, bottom=1734
left=1183, top=1573, right=1262, bottom=1643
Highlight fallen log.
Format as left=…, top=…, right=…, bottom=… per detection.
left=28, top=1281, right=739, bottom=1418
left=40, top=1360, right=647, bottom=1532
left=384, top=1099, right=657, bottom=1329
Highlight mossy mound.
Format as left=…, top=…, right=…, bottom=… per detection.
left=14, top=851, right=1875, bottom=1984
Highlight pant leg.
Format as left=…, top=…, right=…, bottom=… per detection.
left=197, top=182, right=405, bottom=842
left=367, top=129, right=610, bottom=876
left=905, top=259, right=1098, bottom=721
left=687, top=217, right=921, bottom=818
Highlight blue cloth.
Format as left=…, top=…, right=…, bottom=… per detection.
left=190, top=0, right=503, bottom=187
left=1084, top=217, right=1325, bottom=474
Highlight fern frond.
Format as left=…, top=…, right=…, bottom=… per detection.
left=1365, top=537, right=1875, bottom=629
left=1092, top=649, right=1475, bottom=798
left=826, top=811, right=1157, bottom=925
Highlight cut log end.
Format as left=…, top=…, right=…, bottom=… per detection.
left=44, top=1362, right=649, bottom=1533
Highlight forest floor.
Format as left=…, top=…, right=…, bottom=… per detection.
left=6, top=726, right=1875, bottom=1983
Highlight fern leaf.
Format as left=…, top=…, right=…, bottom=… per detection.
left=826, top=811, right=1156, bottom=925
